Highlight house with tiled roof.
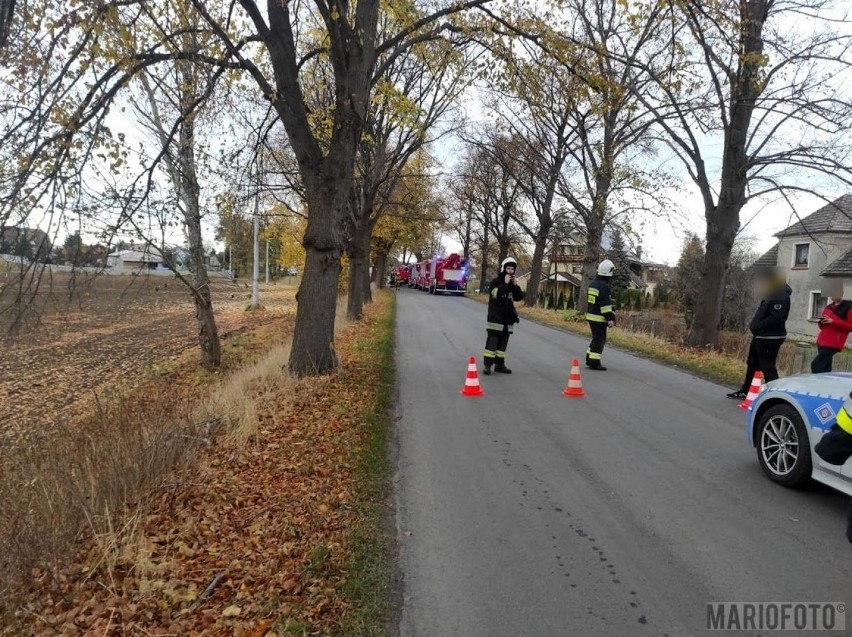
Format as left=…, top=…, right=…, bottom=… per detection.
left=754, top=194, right=852, bottom=338
left=537, top=229, right=670, bottom=301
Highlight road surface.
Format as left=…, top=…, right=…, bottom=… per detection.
left=394, top=289, right=852, bottom=636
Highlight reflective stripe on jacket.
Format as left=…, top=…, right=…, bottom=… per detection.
left=585, top=278, right=615, bottom=323
left=838, top=394, right=852, bottom=435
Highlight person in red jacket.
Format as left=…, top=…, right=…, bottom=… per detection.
left=812, top=291, right=852, bottom=373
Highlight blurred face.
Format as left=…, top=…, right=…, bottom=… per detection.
left=754, top=269, right=782, bottom=297
left=822, top=279, right=843, bottom=301
left=505, top=265, right=516, bottom=275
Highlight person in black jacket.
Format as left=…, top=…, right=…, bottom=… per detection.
left=585, top=260, right=617, bottom=371
left=483, top=257, right=525, bottom=375
left=727, top=268, right=792, bottom=399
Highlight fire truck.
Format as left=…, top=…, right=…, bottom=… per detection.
left=427, top=253, right=467, bottom=294
left=397, top=254, right=466, bottom=294
left=393, top=265, right=410, bottom=287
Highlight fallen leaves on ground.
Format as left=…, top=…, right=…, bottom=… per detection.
left=8, top=292, right=395, bottom=636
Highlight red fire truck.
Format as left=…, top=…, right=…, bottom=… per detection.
left=398, top=254, right=467, bottom=294
left=428, top=253, right=468, bottom=295
left=393, top=265, right=410, bottom=287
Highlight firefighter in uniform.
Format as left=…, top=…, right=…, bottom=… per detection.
left=815, top=392, right=852, bottom=543
left=585, top=260, right=616, bottom=371
left=483, top=257, right=525, bottom=375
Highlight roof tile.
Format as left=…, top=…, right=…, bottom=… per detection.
left=776, top=194, right=852, bottom=237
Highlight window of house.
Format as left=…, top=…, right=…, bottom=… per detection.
left=793, top=243, right=810, bottom=268
left=572, top=265, right=582, bottom=274
left=810, top=291, right=828, bottom=320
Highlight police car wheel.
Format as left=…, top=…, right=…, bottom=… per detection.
left=756, top=404, right=812, bottom=488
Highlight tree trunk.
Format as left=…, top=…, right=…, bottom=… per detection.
left=524, top=227, right=550, bottom=307
left=497, top=241, right=511, bottom=268
left=289, top=179, right=346, bottom=375
left=363, top=253, right=372, bottom=303
left=292, top=242, right=341, bottom=374
left=578, top=220, right=603, bottom=315
left=374, top=251, right=388, bottom=289
left=688, top=205, right=741, bottom=347
left=687, top=0, right=767, bottom=347
left=187, top=215, right=221, bottom=369
left=478, top=225, right=489, bottom=292
left=462, top=208, right=472, bottom=261
left=347, top=220, right=371, bottom=320
left=176, top=65, right=221, bottom=369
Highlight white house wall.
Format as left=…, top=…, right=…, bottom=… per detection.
left=778, top=233, right=851, bottom=339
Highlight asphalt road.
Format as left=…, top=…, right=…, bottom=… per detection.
left=393, top=289, right=852, bottom=636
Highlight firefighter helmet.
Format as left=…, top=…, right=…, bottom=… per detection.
left=501, top=257, right=518, bottom=272
left=597, top=259, right=615, bottom=277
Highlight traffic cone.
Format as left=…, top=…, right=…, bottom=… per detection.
left=460, top=356, right=485, bottom=397
left=739, top=371, right=764, bottom=410
left=562, top=359, right=586, bottom=398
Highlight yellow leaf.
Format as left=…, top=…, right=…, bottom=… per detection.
left=222, top=604, right=242, bottom=617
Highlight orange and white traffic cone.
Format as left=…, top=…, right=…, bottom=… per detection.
left=562, top=358, right=586, bottom=398
left=460, top=356, right=485, bottom=397
left=739, top=371, right=764, bottom=410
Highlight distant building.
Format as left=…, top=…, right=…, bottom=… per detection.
left=106, top=245, right=226, bottom=275
left=106, top=244, right=172, bottom=273
left=540, top=229, right=671, bottom=301
left=0, top=226, right=52, bottom=262
left=753, top=194, right=852, bottom=339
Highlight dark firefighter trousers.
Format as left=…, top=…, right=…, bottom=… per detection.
left=586, top=321, right=607, bottom=367
left=484, top=328, right=511, bottom=369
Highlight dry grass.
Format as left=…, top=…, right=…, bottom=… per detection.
left=2, top=290, right=395, bottom=635
left=0, top=383, right=202, bottom=603
left=208, top=299, right=351, bottom=446
left=0, top=284, right=303, bottom=618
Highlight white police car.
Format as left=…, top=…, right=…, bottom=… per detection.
left=746, top=373, right=852, bottom=495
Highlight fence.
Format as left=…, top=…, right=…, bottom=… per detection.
left=618, top=310, right=852, bottom=377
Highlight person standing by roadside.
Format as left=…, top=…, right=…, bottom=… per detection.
left=483, top=257, right=524, bottom=375
left=727, top=268, right=792, bottom=400
left=812, top=280, right=852, bottom=373
left=585, top=260, right=617, bottom=371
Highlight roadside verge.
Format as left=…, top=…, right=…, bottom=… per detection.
left=7, top=291, right=397, bottom=636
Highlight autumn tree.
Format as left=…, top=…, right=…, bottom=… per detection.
left=270, top=209, right=308, bottom=275
left=0, top=0, right=496, bottom=375
left=625, top=0, right=852, bottom=347
left=371, top=151, right=445, bottom=286
left=132, top=24, right=224, bottom=368
left=606, top=228, right=633, bottom=301
left=484, top=39, right=582, bottom=306
left=345, top=31, right=468, bottom=319
left=540, top=0, right=669, bottom=314
left=674, top=233, right=705, bottom=329
left=458, top=132, right=526, bottom=286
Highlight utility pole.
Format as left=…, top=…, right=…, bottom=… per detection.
left=265, top=240, right=270, bottom=284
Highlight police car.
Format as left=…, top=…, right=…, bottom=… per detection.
left=746, top=373, right=852, bottom=495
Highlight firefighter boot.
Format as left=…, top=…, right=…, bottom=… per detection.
left=495, top=361, right=513, bottom=374
left=483, top=357, right=493, bottom=375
